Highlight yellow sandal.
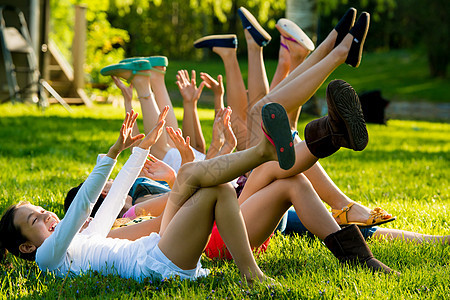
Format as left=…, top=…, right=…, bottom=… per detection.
left=332, top=202, right=396, bottom=227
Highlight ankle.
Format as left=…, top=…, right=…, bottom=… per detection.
left=213, top=47, right=236, bottom=58
left=130, top=73, right=151, bottom=87
left=150, top=66, right=166, bottom=77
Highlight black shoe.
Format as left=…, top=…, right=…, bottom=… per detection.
left=334, top=7, right=357, bottom=48
left=345, top=12, right=370, bottom=68
left=237, top=7, right=271, bottom=47
left=326, top=79, right=368, bottom=151
left=193, top=34, right=238, bottom=49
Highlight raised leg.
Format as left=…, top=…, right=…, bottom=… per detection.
left=213, top=46, right=248, bottom=151
left=246, top=33, right=353, bottom=148
left=149, top=67, right=178, bottom=149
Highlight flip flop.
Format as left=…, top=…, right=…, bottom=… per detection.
left=100, top=60, right=151, bottom=83
left=193, top=34, right=238, bottom=49
left=238, top=7, right=271, bottom=47
left=261, top=103, right=295, bottom=170
left=276, top=18, right=315, bottom=51
left=332, top=202, right=397, bottom=228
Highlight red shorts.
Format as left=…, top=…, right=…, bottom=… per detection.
left=204, top=223, right=272, bottom=260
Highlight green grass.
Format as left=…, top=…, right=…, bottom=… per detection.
left=160, top=49, right=450, bottom=104
left=0, top=104, right=449, bottom=299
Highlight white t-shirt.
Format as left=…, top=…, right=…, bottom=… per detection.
left=35, top=147, right=209, bottom=281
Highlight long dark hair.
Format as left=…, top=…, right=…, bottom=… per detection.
left=0, top=201, right=36, bottom=262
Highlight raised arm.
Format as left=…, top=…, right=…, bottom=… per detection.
left=176, top=70, right=206, bottom=153
left=83, top=108, right=169, bottom=237
left=36, top=110, right=145, bottom=270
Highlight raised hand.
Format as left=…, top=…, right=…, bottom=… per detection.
left=112, top=75, right=133, bottom=104
left=107, top=110, right=145, bottom=159
left=200, top=72, right=224, bottom=97
left=140, top=154, right=176, bottom=188
left=166, top=127, right=195, bottom=165
left=220, top=107, right=237, bottom=155
left=176, top=70, right=206, bottom=104
left=138, top=106, right=170, bottom=150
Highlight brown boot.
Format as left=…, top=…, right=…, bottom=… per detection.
left=304, top=79, right=368, bottom=158
left=324, top=224, right=400, bottom=275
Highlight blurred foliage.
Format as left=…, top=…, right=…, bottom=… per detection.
left=317, top=0, right=449, bottom=78
left=49, top=0, right=448, bottom=86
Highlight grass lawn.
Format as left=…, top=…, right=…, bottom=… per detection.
left=0, top=103, right=449, bottom=299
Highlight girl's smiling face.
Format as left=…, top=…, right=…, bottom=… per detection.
left=13, top=204, right=60, bottom=251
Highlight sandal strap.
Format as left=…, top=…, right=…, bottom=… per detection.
left=127, top=70, right=152, bottom=83
left=282, top=34, right=300, bottom=45
left=331, top=202, right=355, bottom=224
left=151, top=68, right=166, bottom=75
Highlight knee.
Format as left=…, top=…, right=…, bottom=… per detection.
left=289, top=174, right=314, bottom=194
left=249, top=101, right=264, bottom=121
left=176, top=162, right=200, bottom=187
left=214, top=183, right=236, bottom=197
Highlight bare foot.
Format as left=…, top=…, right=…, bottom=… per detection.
left=243, top=274, right=281, bottom=288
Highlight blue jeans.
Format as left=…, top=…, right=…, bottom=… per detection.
left=128, top=177, right=171, bottom=205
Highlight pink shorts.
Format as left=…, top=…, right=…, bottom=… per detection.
left=204, top=223, right=272, bottom=260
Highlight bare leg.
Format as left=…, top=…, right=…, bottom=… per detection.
left=246, top=33, right=352, bottom=148
left=158, top=184, right=266, bottom=283
left=283, top=38, right=311, bottom=131
left=270, top=29, right=338, bottom=94
left=239, top=141, right=318, bottom=204
left=269, top=36, right=290, bottom=90
left=245, top=29, right=270, bottom=109
left=240, top=174, right=340, bottom=248
left=160, top=134, right=280, bottom=233
left=213, top=46, right=248, bottom=151
left=372, top=228, right=450, bottom=245
left=132, top=77, right=172, bottom=160
left=303, top=162, right=392, bottom=224
left=149, top=66, right=179, bottom=131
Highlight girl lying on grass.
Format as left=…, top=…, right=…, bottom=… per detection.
left=0, top=108, right=284, bottom=284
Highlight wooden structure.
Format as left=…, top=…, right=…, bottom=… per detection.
left=0, top=0, right=91, bottom=106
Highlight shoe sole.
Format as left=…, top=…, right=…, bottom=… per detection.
left=238, top=7, right=272, bottom=44
left=261, top=103, right=295, bottom=170
left=340, top=216, right=397, bottom=228
left=277, top=18, right=315, bottom=51
left=193, top=35, right=237, bottom=48
left=327, top=80, right=368, bottom=151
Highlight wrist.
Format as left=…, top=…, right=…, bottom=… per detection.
left=106, top=145, right=121, bottom=160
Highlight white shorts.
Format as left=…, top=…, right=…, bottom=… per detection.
left=138, top=232, right=210, bottom=281
left=162, top=148, right=206, bottom=173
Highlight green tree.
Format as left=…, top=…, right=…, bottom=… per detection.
left=317, top=0, right=448, bottom=78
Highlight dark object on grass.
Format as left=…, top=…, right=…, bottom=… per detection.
left=359, top=90, right=389, bottom=125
